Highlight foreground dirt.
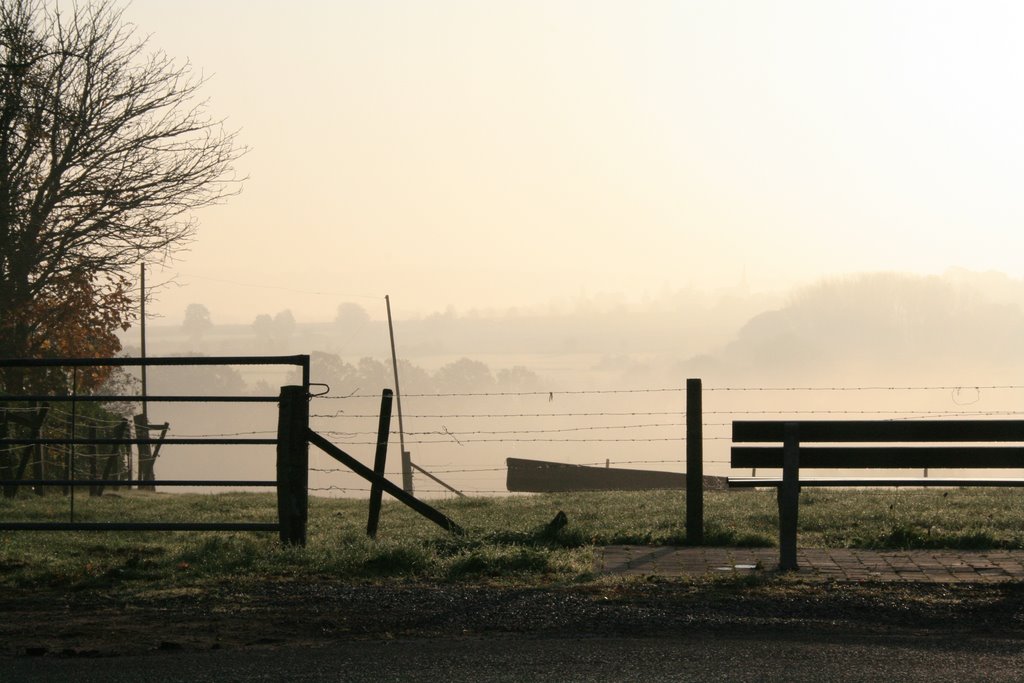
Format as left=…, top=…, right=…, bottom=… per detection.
left=3, top=578, right=1024, bottom=659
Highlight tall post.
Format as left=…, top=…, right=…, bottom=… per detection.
left=366, top=389, right=394, bottom=538
left=276, top=385, right=309, bottom=546
left=33, top=403, right=45, bottom=496
left=133, top=415, right=154, bottom=491
left=63, top=410, right=73, bottom=497
left=385, top=296, right=413, bottom=494
left=69, top=369, right=77, bottom=521
left=88, top=424, right=98, bottom=497
left=685, top=378, right=704, bottom=544
left=139, top=263, right=148, bottom=421
left=117, top=417, right=129, bottom=485
left=0, top=417, right=10, bottom=499
left=139, top=263, right=148, bottom=491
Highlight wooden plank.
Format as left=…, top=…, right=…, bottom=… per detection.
left=0, top=479, right=278, bottom=487
left=732, top=446, right=1024, bottom=469
left=506, top=457, right=690, bottom=492
left=733, top=420, right=1024, bottom=443
left=0, top=522, right=278, bottom=531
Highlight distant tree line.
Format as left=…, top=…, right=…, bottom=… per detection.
left=142, top=351, right=543, bottom=397
left=309, top=352, right=543, bottom=396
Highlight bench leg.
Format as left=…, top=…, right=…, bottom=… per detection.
left=778, top=423, right=800, bottom=571
left=777, top=483, right=799, bottom=571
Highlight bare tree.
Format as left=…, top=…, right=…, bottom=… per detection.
left=0, top=0, right=243, bottom=389
left=181, top=302, right=213, bottom=347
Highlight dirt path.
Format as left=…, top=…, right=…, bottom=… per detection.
left=2, top=579, right=1024, bottom=659
left=8, top=631, right=1024, bottom=682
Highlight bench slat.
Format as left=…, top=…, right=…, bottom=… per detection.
left=732, top=445, right=1024, bottom=469
left=733, top=420, right=1024, bottom=443
left=728, top=477, right=1024, bottom=488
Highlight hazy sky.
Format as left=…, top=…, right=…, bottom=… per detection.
left=125, top=1, right=1024, bottom=325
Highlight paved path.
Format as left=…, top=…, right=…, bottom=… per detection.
left=597, top=546, right=1024, bottom=582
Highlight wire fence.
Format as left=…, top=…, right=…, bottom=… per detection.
left=7, top=371, right=1024, bottom=500
left=299, top=382, right=1024, bottom=498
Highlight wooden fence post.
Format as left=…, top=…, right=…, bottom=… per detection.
left=33, top=404, right=46, bottom=496
left=96, top=420, right=129, bottom=497
left=133, top=415, right=154, bottom=491
left=88, top=424, right=99, bottom=497
left=277, top=385, right=309, bottom=546
left=0, top=415, right=12, bottom=498
left=366, top=390, right=394, bottom=538
left=64, top=410, right=73, bottom=497
left=118, top=418, right=129, bottom=486
left=401, top=450, right=413, bottom=495
left=686, top=378, right=704, bottom=544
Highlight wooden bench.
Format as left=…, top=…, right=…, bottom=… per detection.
left=729, top=420, right=1024, bottom=571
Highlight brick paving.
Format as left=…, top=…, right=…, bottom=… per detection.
left=596, top=546, right=1024, bottom=583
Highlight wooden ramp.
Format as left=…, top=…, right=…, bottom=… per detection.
left=506, top=457, right=727, bottom=493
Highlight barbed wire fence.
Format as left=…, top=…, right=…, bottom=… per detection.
left=8, top=374, right=1023, bottom=500
left=297, top=383, right=1024, bottom=499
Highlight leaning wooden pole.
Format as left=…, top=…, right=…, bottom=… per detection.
left=685, top=378, right=704, bottom=544
left=385, top=296, right=413, bottom=494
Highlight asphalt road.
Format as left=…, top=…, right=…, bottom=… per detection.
left=6, top=629, right=1024, bottom=682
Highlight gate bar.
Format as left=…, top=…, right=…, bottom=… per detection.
left=0, top=522, right=279, bottom=531
left=0, top=479, right=278, bottom=487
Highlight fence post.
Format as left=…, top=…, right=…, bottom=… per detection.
left=133, top=415, right=154, bottom=491
left=686, top=378, right=704, bottom=544
left=401, top=450, right=413, bottom=495
left=277, top=385, right=309, bottom=546
left=366, top=390, right=394, bottom=538
left=88, top=424, right=98, bottom=497
left=0, top=416, right=12, bottom=499
left=64, top=410, right=74, bottom=497
left=33, top=403, right=46, bottom=496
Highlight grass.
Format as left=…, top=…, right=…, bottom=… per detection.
left=2, top=487, right=1024, bottom=591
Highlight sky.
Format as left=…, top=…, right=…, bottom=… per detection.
left=123, top=0, right=1024, bottom=325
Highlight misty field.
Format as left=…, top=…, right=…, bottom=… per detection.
left=3, top=488, right=1024, bottom=590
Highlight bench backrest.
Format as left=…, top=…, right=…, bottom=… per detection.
left=732, top=420, right=1024, bottom=470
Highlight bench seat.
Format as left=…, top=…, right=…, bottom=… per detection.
left=728, top=476, right=1024, bottom=487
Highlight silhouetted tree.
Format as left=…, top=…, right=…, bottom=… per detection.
left=496, top=365, right=542, bottom=392
left=434, top=358, right=494, bottom=393
left=355, top=357, right=389, bottom=393
left=309, top=351, right=357, bottom=394
left=148, top=354, right=246, bottom=396
left=273, top=310, right=296, bottom=347
left=335, top=303, right=371, bottom=329
left=395, top=358, right=433, bottom=393
left=181, top=304, right=213, bottom=347
left=251, top=310, right=296, bottom=353
left=251, top=314, right=274, bottom=350
left=0, top=0, right=243, bottom=392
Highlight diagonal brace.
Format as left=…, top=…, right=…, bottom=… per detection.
left=307, top=429, right=464, bottom=536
